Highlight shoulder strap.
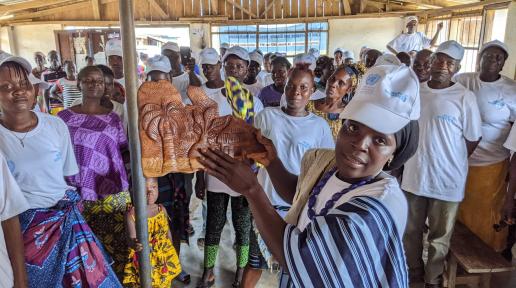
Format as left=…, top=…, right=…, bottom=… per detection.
left=285, top=149, right=336, bottom=225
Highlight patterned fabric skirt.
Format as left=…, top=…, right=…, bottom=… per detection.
left=82, top=191, right=131, bottom=279
left=157, top=173, right=192, bottom=243
left=458, top=160, right=510, bottom=251
left=19, top=190, right=121, bottom=288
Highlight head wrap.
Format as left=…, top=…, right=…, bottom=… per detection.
left=224, top=76, right=255, bottom=124
left=384, top=120, right=419, bottom=171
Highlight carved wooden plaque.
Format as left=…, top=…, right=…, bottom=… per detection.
left=138, top=80, right=267, bottom=177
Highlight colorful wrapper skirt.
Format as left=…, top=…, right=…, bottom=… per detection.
left=19, top=189, right=122, bottom=288
left=458, top=160, right=509, bottom=251
left=82, top=191, right=131, bottom=279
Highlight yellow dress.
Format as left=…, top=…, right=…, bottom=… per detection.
left=123, top=206, right=181, bottom=288
left=307, top=101, right=342, bottom=140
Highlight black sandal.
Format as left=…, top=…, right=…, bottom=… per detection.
left=232, top=267, right=244, bottom=288
left=197, top=268, right=215, bottom=288
left=177, top=271, right=191, bottom=285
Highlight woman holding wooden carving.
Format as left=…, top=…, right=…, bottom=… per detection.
left=198, top=63, right=419, bottom=287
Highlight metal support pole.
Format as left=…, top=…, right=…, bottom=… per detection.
left=118, top=1, right=152, bottom=287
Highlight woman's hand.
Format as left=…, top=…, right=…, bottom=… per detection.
left=198, top=148, right=260, bottom=197
left=251, top=131, right=277, bottom=167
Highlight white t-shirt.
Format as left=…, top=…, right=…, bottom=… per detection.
left=387, top=32, right=431, bottom=53
left=173, top=72, right=191, bottom=104
left=279, top=89, right=326, bottom=107
left=244, top=81, right=264, bottom=98
left=0, top=112, right=79, bottom=209
left=454, top=73, right=516, bottom=166
left=0, top=152, right=29, bottom=288
left=297, top=172, right=407, bottom=235
left=202, top=85, right=265, bottom=196
left=70, top=98, right=128, bottom=133
left=257, top=71, right=273, bottom=87
left=255, top=107, right=335, bottom=217
left=504, top=123, right=516, bottom=152
left=402, top=82, right=482, bottom=202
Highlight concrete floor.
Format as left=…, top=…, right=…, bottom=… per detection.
left=172, top=195, right=279, bottom=288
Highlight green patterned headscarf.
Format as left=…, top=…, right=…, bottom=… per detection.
left=225, top=76, right=254, bottom=124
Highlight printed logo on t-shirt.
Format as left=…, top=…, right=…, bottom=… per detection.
left=436, top=114, right=457, bottom=124
left=366, top=74, right=381, bottom=86
left=488, top=99, right=505, bottom=109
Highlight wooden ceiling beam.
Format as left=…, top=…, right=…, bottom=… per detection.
left=148, top=0, right=168, bottom=19
left=91, top=0, right=101, bottom=20
left=260, top=0, right=277, bottom=18
left=226, top=0, right=257, bottom=18
left=0, top=0, right=72, bottom=15
left=9, top=1, right=91, bottom=21
left=342, top=0, right=352, bottom=14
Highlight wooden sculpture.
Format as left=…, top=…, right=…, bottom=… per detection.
left=138, top=80, right=267, bottom=177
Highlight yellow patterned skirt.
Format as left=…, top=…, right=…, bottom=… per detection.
left=82, top=191, right=131, bottom=279
left=123, top=207, right=181, bottom=287
left=458, top=160, right=509, bottom=252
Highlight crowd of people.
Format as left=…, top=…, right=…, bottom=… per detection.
left=0, top=15, right=515, bottom=288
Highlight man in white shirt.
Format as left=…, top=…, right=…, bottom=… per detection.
left=0, top=153, right=29, bottom=288
left=401, top=40, right=483, bottom=287
left=243, top=51, right=265, bottom=96
left=105, top=39, right=126, bottom=88
left=454, top=40, right=516, bottom=251
left=387, top=16, right=443, bottom=54
left=161, top=42, right=201, bottom=104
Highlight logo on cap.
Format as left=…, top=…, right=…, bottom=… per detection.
left=366, top=74, right=381, bottom=86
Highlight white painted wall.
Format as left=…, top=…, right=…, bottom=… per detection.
left=502, top=2, right=516, bottom=79
left=328, top=17, right=404, bottom=58
left=10, top=24, right=62, bottom=67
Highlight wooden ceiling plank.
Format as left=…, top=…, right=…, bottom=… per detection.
left=342, top=0, right=352, bottom=14
left=0, top=0, right=72, bottom=15
left=92, top=0, right=101, bottom=20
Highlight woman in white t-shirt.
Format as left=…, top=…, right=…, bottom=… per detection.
left=244, top=63, right=335, bottom=286
left=387, top=16, right=443, bottom=54
left=454, top=40, right=516, bottom=251
left=0, top=53, right=121, bottom=287
left=198, top=63, right=420, bottom=287
left=0, top=152, right=29, bottom=288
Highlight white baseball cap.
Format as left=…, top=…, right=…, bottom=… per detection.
left=105, top=39, right=123, bottom=57
left=479, top=40, right=508, bottom=57
left=293, top=53, right=316, bottom=71
left=220, top=43, right=230, bottom=49
left=199, top=48, right=220, bottom=65
left=375, top=54, right=402, bottom=66
left=161, top=42, right=180, bottom=53
left=405, top=16, right=418, bottom=25
left=343, top=50, right=355, bottom=60
left=221, top=46, right=250, bottom=63
left=435, top=40, right=464, bottom=61
left=147, top=55, right=171, bottom=73
left=340, top=63, right=420, bottom=134
left=0, top=51, right=31, bottom=73
left=249, top=51, right=264, bottom=67
left=308, top=48, right=320, bottom=58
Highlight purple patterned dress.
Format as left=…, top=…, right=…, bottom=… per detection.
left=58, top=109, right=130, bottom=278
left=58, top=109, right=129, bottom=200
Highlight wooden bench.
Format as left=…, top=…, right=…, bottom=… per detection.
left=444, top=222, right=515, bottom=288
